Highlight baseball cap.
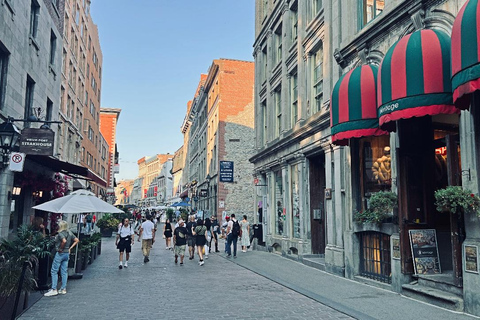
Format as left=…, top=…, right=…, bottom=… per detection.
left=225, top=216, right=230, bottom=220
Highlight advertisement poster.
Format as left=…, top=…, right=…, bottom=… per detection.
left=464, top=245, right=478, bottom=274
left=409, top=229, right=441, bottom=275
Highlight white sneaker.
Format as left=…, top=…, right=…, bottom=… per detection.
left=199, top=260, right=205, bottom=266
left=58, top=289, right=67, bottom=295
left=44, top=289, right=58, bottom=297
left=124, top=262, right=128, bottom=268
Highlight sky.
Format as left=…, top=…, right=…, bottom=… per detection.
left=90, top=1, right=255, bottom=181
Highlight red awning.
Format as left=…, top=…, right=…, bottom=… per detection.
left=377, top=29, right=458, bottom=131
left=180, top=190, right=188, bottom=198
left=330, top=64, right=387, bottom=146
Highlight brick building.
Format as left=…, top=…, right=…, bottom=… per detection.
left=100, top=107, right=121, bottom=190
left=184, top=59, right=255, bottom=220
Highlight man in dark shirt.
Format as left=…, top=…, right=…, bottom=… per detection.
left=173, top=220, right=188, bottom=265
left=186, top=215, right=197, bottom=260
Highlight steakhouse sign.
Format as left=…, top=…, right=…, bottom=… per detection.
left=19, top=128, right=54, bottom=156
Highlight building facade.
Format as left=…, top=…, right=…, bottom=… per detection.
left=185, top=59, right=255, bottom=220
left=169, top=146, right=184, bottom=205
left=99, top=107, right=121, bottom=190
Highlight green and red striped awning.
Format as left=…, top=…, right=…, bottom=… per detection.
left=330, top=64, right=387, bottom=146
left=378, top=29, right=458, bottom=131
left=452, top=0, right=480, bottom=109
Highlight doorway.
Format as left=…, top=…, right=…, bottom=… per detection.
left=309, top=154, right=326, bottom=254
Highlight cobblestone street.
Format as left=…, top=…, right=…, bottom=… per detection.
left=19, top=235, right=353, bottom=320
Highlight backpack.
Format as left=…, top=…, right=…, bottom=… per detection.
left=232, top=220, right=241, bottom=237
left=86, top=214, right=92, bottom=222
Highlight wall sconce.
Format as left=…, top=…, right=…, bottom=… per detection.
left=12, top=186, right=21, bottom=196
left=32, top=190, right=43, bottom=199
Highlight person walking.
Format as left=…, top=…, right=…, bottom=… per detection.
left=226, top=214, right=240, bottom=258
left=209, top=216, right=220, bottom=253
left=115, top=218, right=134, bottom=269
left=137, top=214, right=156, bottom=263
left=44, top=221, right=79, bottom=296
left=163, top=218, right=173, bottom=250
left=85, top=213, right=93, bottom=234
left=92, top=214, right=96, bottom=230
left=193, top=219, right=207, bottom=266
left=186, top=215, right=197, bottom=260
left=239, top=215, right=250, bottom=252
left=173, top=220, right=188, bottom=265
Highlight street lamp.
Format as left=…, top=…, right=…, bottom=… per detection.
left=205, top=174, right=211, bottom=216
left=0, top=119, right=21, bottom=169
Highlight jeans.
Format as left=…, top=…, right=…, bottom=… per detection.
left=86, top=222, right=92, bottom=233
left=226, top=234, right=238, bottom=256
left=51, top=252, right=69, bottom=290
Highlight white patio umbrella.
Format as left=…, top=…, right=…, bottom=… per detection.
left=32, top=189, right=123, bottom=277
left=32, top=189, right=123, bottom=214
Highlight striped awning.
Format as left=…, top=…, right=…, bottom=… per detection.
left=330, top=64, right=387, bottom=146
left=377, top=29, right=458, bottom=131
left=451, top=0, right=480, bottom=109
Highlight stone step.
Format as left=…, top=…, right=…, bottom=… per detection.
left=302, top=256, right=326, bottom=271
left=402, top=282, right=464, bottom=312
left=415, top=273, right=463, bottom=296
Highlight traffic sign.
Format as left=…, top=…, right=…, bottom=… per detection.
left=9, top=152, right=25, bottom=172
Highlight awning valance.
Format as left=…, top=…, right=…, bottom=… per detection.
left=378, top=29, right=458, bottom=131
left=330, top=64, right=387, bottom=146
left=451, top=0, right=480, bottom=109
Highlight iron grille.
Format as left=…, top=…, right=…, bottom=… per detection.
left=359, top=232, right=391, bottom=284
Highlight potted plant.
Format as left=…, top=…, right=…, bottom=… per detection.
left=96, top=214, right=120, bottom=237
left=355, top=191, right=398, bottom=224
left=434, top=186, right=480, bottom=215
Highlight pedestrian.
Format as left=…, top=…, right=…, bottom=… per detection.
left=137, top=214, right=156, bottom=263
left=226, top=214, right=239, bottom=258
left=85, top=213, right=93, bottom=234
left=193, top=219, right=207, bottom=266
left=209, top=216, right=220, bottom=253
left=44, top=220, right=79, bottom=296
left=115, top=218, right=134, bottom=269
left=205, top=216, right=212, bottom=253
left=222, top=216, right=230, bottom=252
left=77, top=213, right=85, bottom=234
left=240, top=215, right=250, bottom=252
left=92, top=214, right=96, bottom=230
left=163, top=218, right=173, bottom=250
left=186, top=215, right=197, bottom=260
left=173, top=220, right=188, bottom=265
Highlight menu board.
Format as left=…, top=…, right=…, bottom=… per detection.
left=409, top=229, right=441, bottom=275
left=465, top=245, right=479, bottom=274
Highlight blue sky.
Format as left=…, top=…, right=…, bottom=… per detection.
left=90, top=1, right=255, bottom=180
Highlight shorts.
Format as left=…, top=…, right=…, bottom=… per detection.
left=187, top=235, right=196, bottom=247
left=174, top=245, right=186, bottom=256
left=196, top=235, right=207, bottom=246
left=117, top=238, right=132, bottom=253
left=164, top=230, right=172, bottom=238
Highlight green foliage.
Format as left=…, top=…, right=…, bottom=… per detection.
left=434, top=186, right=480, bottom=215
left=0, top=225, right=54, bottom=296
left=355, top=191, right=398, bottom=224
left=96, top=213, right=120, bottom=230
left=166, top=208, right=174, bottom=222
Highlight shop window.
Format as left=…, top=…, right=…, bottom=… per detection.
left=359, top=232, right=391, bottom=283
left=275, top=170, right=284, bottom=236
left=291, top=164, right=300, bottom=238
left=359, top=136, right=391, bottom=209
left=359, top=0, right=384, bottom=29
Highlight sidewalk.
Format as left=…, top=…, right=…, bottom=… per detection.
left=221, top=240, right=478, bottom=320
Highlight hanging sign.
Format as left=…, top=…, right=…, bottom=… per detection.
left=19, top=128, right=54, bottom=155
left=409, top=229, right=441, bottom=275
left=9, top=152, right=26, bottom=172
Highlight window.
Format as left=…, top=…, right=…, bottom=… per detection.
left=275, top=170, right=284, bottom=236
left=90, top=100, right=95, bottom=116
left=84, top=89, right=88, bottom=105
left=76, top=109, right=82, bottom=131
left=29, top=1, right=40, bottom=39
left=275, top=88, right=282, bottom=137
left=25, top=76, right=35, bottom=124
left=263, top=0, right=268, bottom=20
left=88, top=126, right=93, bottom=141
left=87, top=63, right=90, bottom=78
left=261, top=100, right=267, bottom=145
left=62, top=49, right=67, bottom=74
left=290, top=73, right=298, bottom=127
left=88, top=36, right=91, bottom=50
left=313, top=0, right=322, bottom=17
left=312, top=47, right=323, bottom=114
left=359, top=232, right=391, bottom=283
left=261, top=46, right=267, bottom=83
left=360, top=0, right=384, bottom=28
left=64, top=14, right=69, bottom=38
left=93, top=52, right=98, bottom=69
left=75, top=5, right=80, bottom=25
left=274, top=26, right=282, bottom=65
left=49, top=30, right=57, bottom=65
left=360, top=136, right=391, bottom=203
left=0, top=46, right=9, bottom=110
left=291, top=7, right=298, bottom=43
left=46, top=98, right=53, bottom=121
left=291, top=164, right=300, bottom=238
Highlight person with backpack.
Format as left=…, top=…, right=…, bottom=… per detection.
left=226, top=214, right=240, bottom=258
left=193, top=219, right=208, bottom=266
left=116, top=218, right=135, bottom=269
left=44, top=220, right=79, bottom=296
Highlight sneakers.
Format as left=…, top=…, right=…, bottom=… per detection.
left=124, top=262, right=128, bottom=268
left=44, top=289, right=58, bottom=297
left=199, top=260, right=204, bottom=266
left=143, top=256, right=149, bottom=263
left=119, top=264, right=123, bottom=269
left=58, top=289, right=67, bottom=295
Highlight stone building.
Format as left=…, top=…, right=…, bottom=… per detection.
left=253, top=0, right=480, bottom=316
left=185, top=59, right=255, bottom=220
left=168, top=146, right=184, bottom=205
left=0, top=0, right=66, bottom=238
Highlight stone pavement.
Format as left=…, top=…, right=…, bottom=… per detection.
left=18, top=235, right=352, bottom=320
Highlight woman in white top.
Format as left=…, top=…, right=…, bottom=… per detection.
left=239, top=215, right=250, bottom=252
left=115, top=218, right=135, bottom=269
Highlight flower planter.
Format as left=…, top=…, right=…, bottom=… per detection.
left=97, top=240, right=102, bottom=255
left=92, top=245, right=97, bottom=260
left=36, top=255, right=51, bottom=291
left=88, top=246, right=94, bottom=265
left=353, top=222, right=397, bottom=235
left=81, top=250, right=90, bottom=270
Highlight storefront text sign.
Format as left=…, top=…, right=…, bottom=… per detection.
left=219, top=161, right=234, bottom=182
left=464, top=245, right=478, bottom=274
left=19, top=128, right=54, bottom=156
left=409, top=229, right=441, bottom=275
left=9, top=152, right=25, bottom=172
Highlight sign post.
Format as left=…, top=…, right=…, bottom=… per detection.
left=409, top=229, right=441, bottom=274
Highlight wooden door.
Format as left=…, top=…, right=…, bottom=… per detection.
left=309, top=154, right=326, bottom=254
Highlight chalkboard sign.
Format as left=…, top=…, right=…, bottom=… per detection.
left=409, top=229, right=441, bottom=275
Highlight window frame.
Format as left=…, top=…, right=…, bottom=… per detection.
left=312, top=47, right=323, bottom=114
left=359, top=0, right=385, bottom=29
left=275, top=87, right=282, bottom=137
left=29, top=0, right=40, bottom=39
left=0, top=46, right=9, bottom=110
left=290, top=73, right=298, bottom=127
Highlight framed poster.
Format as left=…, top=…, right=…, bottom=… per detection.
left=409, top=229, right=441, bottom=275
left=392, top=238, right=401, bottom=260
left=464, top=245, right=479, bottom=274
